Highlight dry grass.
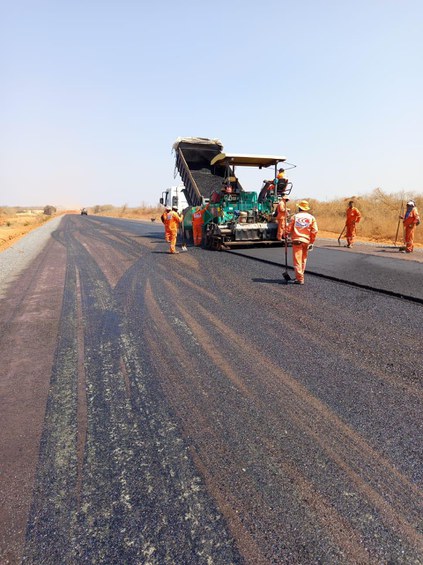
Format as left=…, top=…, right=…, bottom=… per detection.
left=0, top=208, right=71, bottom=252
left=90, top=203, right=162, bottom=220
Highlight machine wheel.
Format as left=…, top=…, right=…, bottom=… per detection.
left=202, top=232, right=211, bottom=249
left=213, top=237, right=222, bottom=251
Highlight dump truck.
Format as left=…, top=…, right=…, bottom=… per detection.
left=172, top=137, right=293, bottom=249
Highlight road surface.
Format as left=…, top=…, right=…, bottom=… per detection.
left=1, top=215, right=422, bottom=564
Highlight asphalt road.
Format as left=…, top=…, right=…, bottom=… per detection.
left=230, top=238, right=423, bottom=301
left=1, top=215, right=422, bottom=564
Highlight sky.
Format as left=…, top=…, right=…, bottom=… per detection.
left=1, top=0, right=422, bottom=208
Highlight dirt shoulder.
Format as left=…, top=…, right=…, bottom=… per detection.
left=0, top=211, right=75, bottom=253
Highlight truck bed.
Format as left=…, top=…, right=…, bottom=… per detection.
left=174, top=138, right=243, bottom=205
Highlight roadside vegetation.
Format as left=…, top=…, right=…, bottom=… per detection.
left=307, top=188, right=422, bottom=244
left=89, top=203, right=162, bottom=220
left=1, top=189, right=421, bottom=252
left=0, top=207, right=63, bottom=251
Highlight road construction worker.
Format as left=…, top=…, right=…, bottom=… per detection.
left=345, top=201, right=361, bottom=248
left=275, top=196, right=289, bottom=241
left=286, top=200, right=318, bottom=285
left=192, top=203, right=210, bottom=246
left=400, top=200, right=420, bottom=253
left=162, top=205, right=182, bottom=254
left=275, top=168, right=288, bottom=196
left=161, top=205, right=172, bottom=243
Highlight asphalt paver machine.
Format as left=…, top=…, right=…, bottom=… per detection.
left=172, top=137, right=294, bottom=249
left=203, top=153, right=293, bottom=249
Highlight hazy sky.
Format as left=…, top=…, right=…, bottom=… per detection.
left=1, top=0, right=422, bottom=208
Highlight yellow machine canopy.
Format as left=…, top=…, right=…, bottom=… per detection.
left=210, top=153, right=287, bottom=168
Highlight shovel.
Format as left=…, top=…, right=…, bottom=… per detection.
left=282, top=234, right=291, bottom=282
left=394, top=200, right=404, bottom=247
left=337, top=225, right=346, bottom=246
left=180, top=213, right=187, bottom=252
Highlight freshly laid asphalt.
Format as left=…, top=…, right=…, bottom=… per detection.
left=95, top=216, right=423, bottom=299
left=229, top=239, right=423, bottom=301
left=1, top=215, right=422, bottom=565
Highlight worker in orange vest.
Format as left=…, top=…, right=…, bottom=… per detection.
left=286, top=200, right=318, bottom=285
left=162, top=205, right=183, bottom=254
left=192, top=203, right=210, bottom=246
left=400, top=200, right=420, bottom=253
left=161, top=206, right=172, bottom=243
left=275, top=196, right=289, bottom=241
left=345, top=201, right=361, bottom=248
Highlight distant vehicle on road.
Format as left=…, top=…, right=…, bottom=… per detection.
left=81, top=208, right=88, bottom=215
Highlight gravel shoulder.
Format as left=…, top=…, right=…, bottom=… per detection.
left=0, top=216, right=64, bottom=298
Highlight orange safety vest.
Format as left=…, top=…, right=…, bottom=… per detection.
left=192, top=204, right=209, bottom=224
left=287, top=212, right=318, bottom=244
left=346, top=207, right=361, bottom=225
left=403, top=206, right=420, bottom=227
left=275, top=200, right=287, bottom=220
left=164, top=210, right=182, bottom=230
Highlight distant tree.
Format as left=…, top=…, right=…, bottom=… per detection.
left=43, top=205, right=57, bottom=216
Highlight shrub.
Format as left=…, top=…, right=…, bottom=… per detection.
left=43, top=205, right=57, bottom=216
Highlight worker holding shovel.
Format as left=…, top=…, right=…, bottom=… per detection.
left=286, top=200, right=318, bottom=285
left=162, top=205, right=183, bottom=254
left=400, top=200, right=420, bottom=253
left=161, top=205, right=172, bottom=244
left=344, top=200, right=361, bottom=248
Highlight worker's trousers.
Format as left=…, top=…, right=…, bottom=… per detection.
left=193, top=223, right=203, bottom=246
left=292, top=241, right=309, bottom=283
left=404, top=225, right=416, bottom=252
left=169, top=228, right=178, bottom=253
left=276, top=218, right=286, bottom=241
left=346, top=222, right=356, bottom=246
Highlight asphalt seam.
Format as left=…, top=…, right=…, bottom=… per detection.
left=226, top=250, right=423, bottom=306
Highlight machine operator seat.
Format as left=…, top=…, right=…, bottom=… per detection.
left=276, top=177, right=288, bottom=196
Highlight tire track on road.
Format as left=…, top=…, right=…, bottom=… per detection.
left=23, top=217, right=242, bottom=564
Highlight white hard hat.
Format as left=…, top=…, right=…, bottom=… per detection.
left=407, top=200, right=415, bottom=206
left=165, top=205, right=171, bottom=210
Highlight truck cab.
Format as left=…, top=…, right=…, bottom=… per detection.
left=160, top=186, right=188, bottom=214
